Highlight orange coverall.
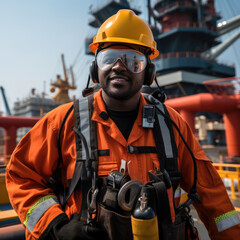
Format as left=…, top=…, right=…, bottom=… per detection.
left=6, top=90, right=240, bottom=239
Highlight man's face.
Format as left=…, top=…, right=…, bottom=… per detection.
left=97, top=45, right=146, bottom=101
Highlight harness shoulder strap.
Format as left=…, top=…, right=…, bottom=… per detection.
left=144, top=94, right=200, bottom=204
left=62, top=95, right=97, bottom=209
left=143, top=94, right=181, bottom=191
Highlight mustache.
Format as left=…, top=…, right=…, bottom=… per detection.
left=108, top=73, right=130, bottom=81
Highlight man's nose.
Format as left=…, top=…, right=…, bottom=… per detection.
left=112, top=59, right=127, bottom=72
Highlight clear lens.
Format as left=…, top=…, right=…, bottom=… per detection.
left=97, top=49, right=147, bottom=73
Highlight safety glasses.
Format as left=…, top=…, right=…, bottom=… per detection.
left=96, top=49, right=147, bottom=73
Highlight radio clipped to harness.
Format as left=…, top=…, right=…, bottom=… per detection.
left=142, top=105, right=155, bottom=128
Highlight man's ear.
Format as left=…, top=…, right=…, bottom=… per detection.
left=90, top=60, right=99, bottom=83
left=144, top=63, right=156, bottom=86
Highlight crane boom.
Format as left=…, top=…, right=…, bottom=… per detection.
left=217, top=15, right=240, bottom=36
left=0, top=86, right=11, bottom=116
left=70, top=66, right=75, bottom=88
left=61, top=54, right=68, bottom=82
left=202, top=29, right=240, bottom=60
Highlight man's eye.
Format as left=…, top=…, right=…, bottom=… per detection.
left=104, top=57, right=114, bottom=64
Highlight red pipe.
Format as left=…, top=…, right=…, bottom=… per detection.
left=166, top=93, right=240, bottom=157
left=166, top=93, right=240, bottom=113
left=0, top=116, right=40, bottom=156
left=223, top=111, right=240, bottom=157
left=179, top=110, right=196, bottom=133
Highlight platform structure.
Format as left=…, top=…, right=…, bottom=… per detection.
left=204, top=77, right=240, bottom=95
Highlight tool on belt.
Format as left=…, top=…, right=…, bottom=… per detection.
left=85, top=169, right=199, bottom=240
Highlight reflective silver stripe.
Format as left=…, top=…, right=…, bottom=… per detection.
left=174, top=186, right=181, bottom=198
left=215, top=210, right=240, bottom=232
left=79, top=97, right=91, bottom=160
left=25, top=197, right=58, bottom=232
left=146, top=94, right=173, bottom=158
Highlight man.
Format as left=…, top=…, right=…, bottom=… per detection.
left=6, top=9, right=240, bottom=240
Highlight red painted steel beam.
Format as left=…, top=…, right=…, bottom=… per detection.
left=0, top=116, right=40, bottom=128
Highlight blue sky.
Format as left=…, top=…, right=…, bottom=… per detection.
left=0, top=0, right=239, bottom=114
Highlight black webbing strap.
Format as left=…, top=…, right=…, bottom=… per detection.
left=152, top=181, right=172, bottom=224
left=161, top=104, right=181, bottom=191
left=153, top=115, right=168, bottom=170
left=127, top=145, right=157, bottom=154
left=98, top=149, right=110, bottom=156
left=62, top=99, right=83, bottom=206
left=153, top=112, right=181, bottom=191
left=162, top=104, right=178, bottom=171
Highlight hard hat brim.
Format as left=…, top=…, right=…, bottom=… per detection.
left=89, top=38, right=159, bottom=60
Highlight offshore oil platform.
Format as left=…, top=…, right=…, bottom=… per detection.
left=0, top=0, right=240, bottom=239
left=85, top=0, right=240, bottom=162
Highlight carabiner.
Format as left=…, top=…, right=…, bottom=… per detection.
left=87, top=187, right=99, bottom=224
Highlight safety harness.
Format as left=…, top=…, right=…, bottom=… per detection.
left=49, top=92, right=199, bottom=240
left=65, top=94, right=180, bottom=201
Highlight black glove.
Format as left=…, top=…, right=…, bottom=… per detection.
left=53, top=213, right=107, bottom=240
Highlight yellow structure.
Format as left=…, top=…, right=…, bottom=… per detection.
left=50, top=54, right=76, bottom=103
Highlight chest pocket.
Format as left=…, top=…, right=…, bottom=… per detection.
left=98, top=162, right=119, bottom=178
left=97, top=149, right=118, bottom=177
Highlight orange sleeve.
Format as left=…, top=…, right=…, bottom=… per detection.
left=6, top=103, right=73, bottom=239
left=166, top=106, right=240, bottom=239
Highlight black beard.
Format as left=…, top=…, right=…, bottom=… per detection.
left=101, top=73, right=133, bottom=100
left=105, top=90, right=133, bottom=100
left=101, top=83, right=134, bottom=100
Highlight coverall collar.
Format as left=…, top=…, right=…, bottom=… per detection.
left=92, top=89, right=147, bottom=146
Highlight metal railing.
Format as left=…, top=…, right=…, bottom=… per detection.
left=157, top=51, right=201, bottom=59
left=203, top=77, right=240, bottom=95
left=154, top=0, right=195, bottom=13
left=154, top=51, right=235, bottom=70
left=213, top=163, right=240, bottom=199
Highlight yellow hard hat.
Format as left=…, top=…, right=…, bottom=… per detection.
left=89, top=9, right=159, bottom=59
